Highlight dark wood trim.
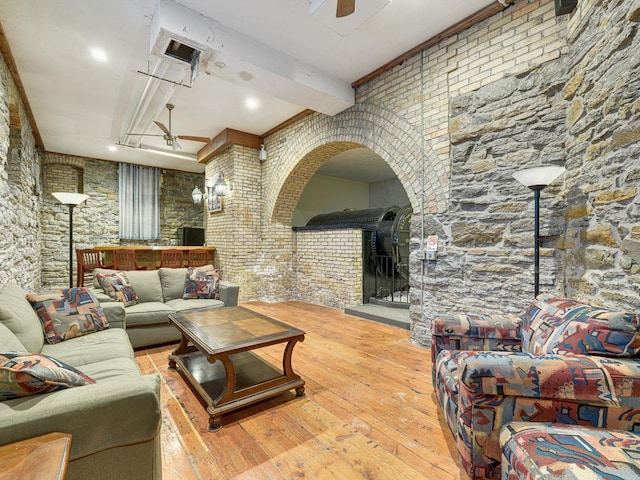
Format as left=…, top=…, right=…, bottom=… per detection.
left=352, top=1, right=516, bottom=88
left=197, top=128, right=262, bottom=163
left=260, top=109, right=315, bottom=140
left=0, top=21, right=45, bottom=150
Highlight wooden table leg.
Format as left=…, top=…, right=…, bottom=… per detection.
left=169, top=335, right=192, bottom=368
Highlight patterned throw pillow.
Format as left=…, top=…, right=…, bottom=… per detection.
left=183, top=265, right=221, bottom=300
left=0, top=352, right=95, bottom=401
left=27, top=288, right=110, bottom=345
left=96, top=271, right=138, bottom=307
left=522, top=293, right=640, bottom=356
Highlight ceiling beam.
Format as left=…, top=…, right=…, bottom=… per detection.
left=197, top=128, right=262, bottom=163
left=352, top=0, right=517, bottom=88
left=0, top=21, right=44, bottom=150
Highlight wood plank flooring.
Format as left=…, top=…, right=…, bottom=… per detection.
left=134, top=301, right=466, bottom=480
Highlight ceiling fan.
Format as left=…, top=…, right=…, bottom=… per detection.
left=127, top=103, right=209, bottom=150
left=336, top=0, right=355, bottom=17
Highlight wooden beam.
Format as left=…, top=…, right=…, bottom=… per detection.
left=0, top=21, right=45, bottom=150
left=352, top=1, right=516, bottom=88
left=260, top=109, right=315, bottom=140
left=197, top=128, right=262, bottom=163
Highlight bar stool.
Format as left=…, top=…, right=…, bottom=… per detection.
left=160, top=249, right=184, bottom=268
left=113, top=249, right=147, bottom=271
left=187, top=249, right=209, bottom=267
left=76, top=248, right=105, bottom=287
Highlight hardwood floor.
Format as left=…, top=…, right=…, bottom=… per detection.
left=134, top=301, right=466, bottom=480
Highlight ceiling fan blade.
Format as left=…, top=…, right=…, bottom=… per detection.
left=336, top=0, right=355, bottom=17
left=172, top=138, right=182, bottom=150
left=177, top=135, right=210, bottom=143
left=126, top=132, right=164, bottom=137
left=154, top=121, right=170, bottom=135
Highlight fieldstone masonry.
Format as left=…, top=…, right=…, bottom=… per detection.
left=0, top=54, right=41, bottom=291
left=39, top=152, right=203, bottom=289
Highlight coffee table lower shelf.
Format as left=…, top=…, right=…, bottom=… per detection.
left=169, top=349, right=305, bottom=431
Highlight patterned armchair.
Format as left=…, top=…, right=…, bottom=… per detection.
left=431, top=293, right=640, bottom=479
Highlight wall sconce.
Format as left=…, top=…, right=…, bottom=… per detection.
left=512, top=165, right=566, bottom=298
left=191, top=186, right=204, bottom=204
left=258, top=144, right=267, bottom=162
left=191, top=174, right=230, bottom=205
left=213, top=174, right=229, bottom=197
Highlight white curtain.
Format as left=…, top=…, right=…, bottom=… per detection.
left=119, top=163, right=160, bottom=239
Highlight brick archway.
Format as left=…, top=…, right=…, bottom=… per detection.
left=265, top=103, right=449, bottom=227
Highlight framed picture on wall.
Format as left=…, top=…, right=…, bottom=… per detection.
left=208, top=192, right=222, bottom=213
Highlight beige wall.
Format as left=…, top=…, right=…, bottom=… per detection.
left=293, top=175, right=369, bottom=227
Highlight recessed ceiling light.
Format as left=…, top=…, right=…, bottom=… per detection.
left=245, top=97, right=259, bottom=110
left=108, top=145, right=118, bottom=152
left=90, top=48, right=108, bottom=62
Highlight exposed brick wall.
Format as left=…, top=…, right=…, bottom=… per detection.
left=294, top=229, right=363, bottom=308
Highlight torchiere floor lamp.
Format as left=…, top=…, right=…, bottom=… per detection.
left=52, top=192, right=89, bottom=288
left=512, top=165, right=566, bottom=298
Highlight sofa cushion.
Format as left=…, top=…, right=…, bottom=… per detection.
left=123, top=302, right=175, bottom=327
left=0, top=352, right=95, bottom=401
left=96, top=271, right=138, bottom=307
left=166, top=298, right=224, bottom=312
left=26, top=288, right=109, bottom=344
left=41, top=329, right=134, bottom=368
left=0, top=282, right=45, bottom=353
left=158, top=267, right=188, bottom=302
left=522, top=293, right=640, bottom=357
left=94, top=269, right=163, bottom=304
left=0, top=323, right=26, bottom=352
left=183, top=265, right=221, bottom=300
left=501, top=423, right=640, bottom=480
left=124, top=270, right=164, bottom=303
left=78, top=357, right=141, bottom=382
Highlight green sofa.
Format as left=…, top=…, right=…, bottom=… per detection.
left=0, top=281, right=162, bottom=480
left=92, top=267, right=240, bottom=348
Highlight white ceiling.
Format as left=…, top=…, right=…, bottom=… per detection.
left=0, top=0, right=496, bottom=176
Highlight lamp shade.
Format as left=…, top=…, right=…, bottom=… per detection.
left=512, top=166, right=566, bottom=191
left=191, top=186, right=203, bottom=204
left=52, top=192, right=89, bottom=205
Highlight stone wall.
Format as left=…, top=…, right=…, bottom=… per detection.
left=560, top=0, right=640, bottom=312
left=0, top=54, right=41, bottom=291
left=293, top=229, right=363, bottom=308
left=40, top=152, right=203, bottom=288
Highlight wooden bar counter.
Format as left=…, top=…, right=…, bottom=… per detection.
left=93, top=246, right=215, bottom=270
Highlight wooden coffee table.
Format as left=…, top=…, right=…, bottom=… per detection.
left=168, top=306, right=305, bottom=431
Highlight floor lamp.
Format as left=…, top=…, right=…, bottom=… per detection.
left=512, top=166, right=566, bottom=298
left=52, top=192, right=89, bottom=288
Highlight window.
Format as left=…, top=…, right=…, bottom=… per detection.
left=119, top=163, right=160, bottom=239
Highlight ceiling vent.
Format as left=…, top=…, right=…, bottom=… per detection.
left=164, top=39, right=200, bottom=65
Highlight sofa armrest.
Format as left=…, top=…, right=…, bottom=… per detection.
left=458, top=351, right=619, bottom=404
left=219, top=281, right=239, bottom=306
left=100, top=301, right=126, bottom=329
left=431, top=313, right=522, bottom=366
left=0, top=374, right=161, bottom=460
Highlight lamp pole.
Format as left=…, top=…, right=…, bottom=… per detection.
left=533, top=187, right=542, bottom=298
left=512, top=166, right=566, bottom=298
left=52, top=193, right=89, bottom=288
